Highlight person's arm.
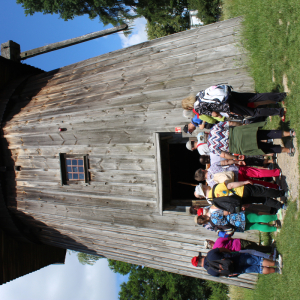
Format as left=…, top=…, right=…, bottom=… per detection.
left=220, top=159, right=235, bottom=166
left=228, top=121, right=243, bottom=127
left=227, top=180, right=253, bottom=190
left=199, top=121, right=205, bottom=130
left=220, top=151, right=238, bottom=160
left=211, top=111, right=222, bottom=118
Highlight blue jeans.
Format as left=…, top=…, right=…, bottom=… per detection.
left=234, top=253, right=263, bottom=274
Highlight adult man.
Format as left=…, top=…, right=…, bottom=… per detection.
left=191, top=249, right=282, bottom=276
left=194, top=163, right=281, bottom=189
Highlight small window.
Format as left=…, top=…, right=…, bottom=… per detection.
left=59, top=154, right=89, bottom=185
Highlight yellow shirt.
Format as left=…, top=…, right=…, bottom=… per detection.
left=208, top=182, right=244, bottom=198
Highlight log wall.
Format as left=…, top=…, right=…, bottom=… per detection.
left=1, top=17, right=259, bottom=288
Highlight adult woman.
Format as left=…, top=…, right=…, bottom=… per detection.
left=205, top=237, right=273, bottom=254
left=194, top=206, right=281, bottom=234
left=182, top=90, right=286, bottom=120
left=207, top=121, right=296, bottom=158
left=194, top=180, right=287, bottom=211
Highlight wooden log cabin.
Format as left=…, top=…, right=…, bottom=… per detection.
left=0, top=17, right=260, bottom=288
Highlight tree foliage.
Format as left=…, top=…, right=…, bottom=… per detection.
left=16, top=0, right=137, bottom=26
left=137, top=0, right=190, bottom=40
left=77, top=252, right=103, bottom=266
left=108, top=259, right=228, bottom=300
left=188, top=0, right=221, bottom=25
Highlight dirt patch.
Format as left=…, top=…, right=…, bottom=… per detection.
left=277, top=137, right=299, bottom=201
left=283, top=73, right=291, bottom=94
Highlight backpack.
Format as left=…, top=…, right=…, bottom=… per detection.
left=211, top=184, right=242, bottom=214
left=206, top=256, right=235, bottom=276
left=196, top=85, right=232, bottom=104
left=213, top=171, right=235, bottom=184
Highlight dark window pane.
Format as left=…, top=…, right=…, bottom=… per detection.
left=72, top=167, right=78, bottom=172
left=72, top=160, right=77, bottom=165
left=73, top=174, right=78, bottom=180
left=68, top=173, right=73, bottom=180
left=66, top=159, right=72, bottom=165
left=78, top=160, right=84, bottom=166
left=67, top=166, right=72, bottom=172
left=79, top=174, right=85, bottom=180
left=79, top=167, right=84, bottom=172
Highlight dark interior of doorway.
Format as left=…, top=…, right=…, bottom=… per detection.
left=169, top=143, right=205, bottom=201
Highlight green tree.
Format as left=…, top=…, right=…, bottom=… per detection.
left=188, top=0, right=221, bottom=25
left=16, top=0, right=190, bottom=37
left=16, top=0, right=137, bottom=26
left=138, top=0, right=190, bottom=40
left=77, top=252, right=103, bottom=266
left=108, top=259, right=227, bottom=300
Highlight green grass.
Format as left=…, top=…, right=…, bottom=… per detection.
left=223, top=0, right=300, bottom=135
left=221, top=1, right=300, bottom=298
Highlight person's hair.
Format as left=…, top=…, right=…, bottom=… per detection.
left=189, top=206, right=199, bottom=215
left=182, top=95, right=196, bottom=110
left=196, top=215, right=209, bottom=225
left=199, top=156, right=209, bottom=165
left=194, top=168, right=206, bottom=181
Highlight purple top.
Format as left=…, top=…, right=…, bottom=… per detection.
left=212, top=237, right=241, bottom=251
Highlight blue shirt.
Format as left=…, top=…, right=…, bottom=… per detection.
left=191, top=115, right=203, bottom=127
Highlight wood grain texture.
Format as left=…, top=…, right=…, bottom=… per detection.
left=2, top=17, right=258, bottom=287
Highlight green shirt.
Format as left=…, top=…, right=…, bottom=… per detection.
left=199, top=115, right=225, bottom=124
left=229, top=122, right=266, bottom=155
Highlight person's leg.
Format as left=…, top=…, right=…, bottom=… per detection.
left=257, top=142, right=283, bottom=154
left=238, top=172, right=280, bottom=189
left=246, top=212, right=277, bottom=223
left=244, top=156, right=269, bottom=167
left=230, top=102, right=284, bottom=118
left=243, top=184, right=285, bottom=199
left=230, top=92, right=286, bottom=104
left=245, top=222, right=277, bottom=232
left=239, top=165, right=281, bottom=178
left=240, top=240, right=272, bottom=253
left=249, top=179, right=280, bottom=190
left=262, top=258, right=277, bottom=274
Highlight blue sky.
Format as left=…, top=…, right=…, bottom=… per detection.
left=1, top=1, right=147, bottom=71
left=0, top=1, right=146, bottom=299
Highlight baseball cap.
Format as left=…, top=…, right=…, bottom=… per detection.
left=186, top=141, right=193, bottom=151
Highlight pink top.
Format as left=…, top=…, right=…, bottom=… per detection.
left=212, top=237, right=241, bottom=251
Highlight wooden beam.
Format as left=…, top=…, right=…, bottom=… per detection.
left=20, top=24, right=128, bottom=60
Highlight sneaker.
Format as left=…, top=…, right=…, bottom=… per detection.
left=276, top=254, right=283, bottom=269
left=281, top=204, right=288, bottom=210
left=274, top=220, right=282, bottom=228
left=275, top=267, right=282, bottom=274
left=284, top=190, right=290, bottom=198
left=272, top=247, right=277, bottom=261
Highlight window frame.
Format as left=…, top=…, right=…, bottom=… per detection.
left=59, top=153, right=89, bottom=185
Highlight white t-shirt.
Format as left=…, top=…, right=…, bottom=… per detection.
left=209, top=152, right=226, bottom=165
left=197, top=143, right=210, bottom=155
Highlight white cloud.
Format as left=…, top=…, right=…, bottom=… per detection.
left=0, top=252, right=123, bottom=300
left=118, top=17, right=148, bottom=48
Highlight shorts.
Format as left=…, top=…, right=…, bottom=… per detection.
left=234, top=253, right=263, bottom=274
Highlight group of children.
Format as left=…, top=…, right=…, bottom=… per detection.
left=181, top=85, right=294, bottom=277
